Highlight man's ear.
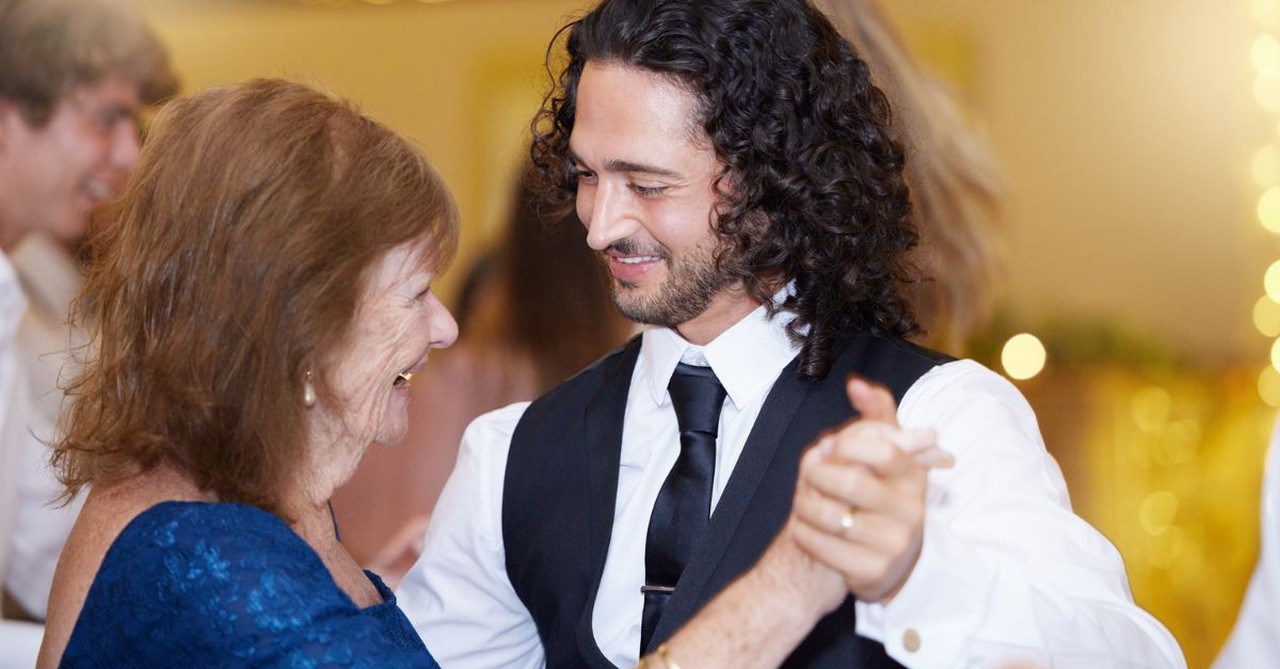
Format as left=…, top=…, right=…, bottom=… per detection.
left=0, top=98, right=33, bottom=151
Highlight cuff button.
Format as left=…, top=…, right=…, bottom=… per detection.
left=903, top=628, right=921, bottom=653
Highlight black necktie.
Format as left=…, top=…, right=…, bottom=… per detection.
left=640, top=362, right=727, bottom=652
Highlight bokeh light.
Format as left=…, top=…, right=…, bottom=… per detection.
left=1146, top=526, right=1187, bottom=570
left=1261, top=366, right=1280, bottom=407
left=1254, top=295, right=1280, bottom=336
left=1255, top=34, right=1280, bottom=75
left=1131, top=386, right=1172, bottom=433
left=1139, top=491, right=1180, bottom=536
left=1253, top=145, right=1280, bottom=188
left=1266, top=260, right=1280, bottom=302
left=1260, top=186, right=1280, bottom=232
left=1000, top=333, right=1046, bottom=381
left=1255, top=74, right=1280, bottom=112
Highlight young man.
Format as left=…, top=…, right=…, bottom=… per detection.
left=398, top=1, right=1185, bottom=667
left=0, top=0, right=176, bottom=658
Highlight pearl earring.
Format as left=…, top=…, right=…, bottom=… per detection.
left=302, top=370, right=317, bottom=408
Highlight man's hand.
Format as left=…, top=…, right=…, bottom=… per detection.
left=789, top=377, right=954, bottom=603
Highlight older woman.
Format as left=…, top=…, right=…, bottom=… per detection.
left=37, top=79, right=458, bottom=667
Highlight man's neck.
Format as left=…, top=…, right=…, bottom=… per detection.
left=672, top=276, right=794, bottom=346
left=674, top=286, right=764, bottom=346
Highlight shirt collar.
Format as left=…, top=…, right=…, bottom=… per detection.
left=9, top=232, right=80, bottom=319
left=640, top=285, right=801, bottom=411
left=0, top=250, right=28, bottom=346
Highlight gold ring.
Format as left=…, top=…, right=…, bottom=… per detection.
left=838, top=508, right=856, bottom=537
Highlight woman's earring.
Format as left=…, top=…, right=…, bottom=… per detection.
left=302, top=370, right=317, bottom=408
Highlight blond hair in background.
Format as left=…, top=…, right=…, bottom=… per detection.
left=815, top=0, right=1004, bottom=354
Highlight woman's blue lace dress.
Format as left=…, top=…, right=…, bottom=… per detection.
left=59, top=501, right=439, bottom=668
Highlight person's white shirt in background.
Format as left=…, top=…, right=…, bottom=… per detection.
left=5, top=232, right=85, bottom=619
left=0, top=234, right=87, bottom=668
left=0, top=248, right=42, bottom=669
left=1213, top=417, right=1280, bottom=668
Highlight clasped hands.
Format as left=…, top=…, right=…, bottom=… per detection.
left=759, top=376, right=954, bottom=617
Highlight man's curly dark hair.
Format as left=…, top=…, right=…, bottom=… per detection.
left=531, top=0, right=919, bottom=380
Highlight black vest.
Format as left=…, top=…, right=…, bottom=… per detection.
left=502, top=330, right=953, bottom=668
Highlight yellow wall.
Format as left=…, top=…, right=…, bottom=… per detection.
left=885, top=0, right=1266, bottom=364
left=137, top=0, right=591, bottom=301
left=137, top=0, right=1271, bottom=365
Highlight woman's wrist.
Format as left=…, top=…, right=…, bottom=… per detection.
left=753, top=529, right=842, bottom=625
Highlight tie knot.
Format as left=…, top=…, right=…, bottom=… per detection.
left=667, top=363, right=727, bottom=436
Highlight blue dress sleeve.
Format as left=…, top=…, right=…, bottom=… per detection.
left=60, top=501, right=439, bottom=668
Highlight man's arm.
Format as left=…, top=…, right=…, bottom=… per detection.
left=645, top=518, right=845, bottom=669
left=396, top=402, right=545, bottom=669
left=798, top=361, right=1186, bottom=669
left=641, top=381, right=954, bottom=669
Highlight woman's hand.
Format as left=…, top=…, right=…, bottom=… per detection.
left=790, top=377, right=954, bottom=603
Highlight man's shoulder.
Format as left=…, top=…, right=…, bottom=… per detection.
left=525, top=335, right=642, bottom=411
left=823, top=330, right=956, bottom=401
left=838, top=331, right=955, bottom=367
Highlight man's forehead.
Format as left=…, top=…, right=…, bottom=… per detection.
left=569, top=61, right=715, bottom=168
left=68, top=76, right=144, bottom=111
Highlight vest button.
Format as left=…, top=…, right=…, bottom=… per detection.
left=903, top=628, right=921, bottom=653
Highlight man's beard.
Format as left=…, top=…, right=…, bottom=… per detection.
left=608, top=235, right=737, bottom=328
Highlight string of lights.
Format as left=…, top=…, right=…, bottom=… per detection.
left=1251, top=1, right=1280, bottom=406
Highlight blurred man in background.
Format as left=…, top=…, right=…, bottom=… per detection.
left=0, top=0, right=176, bottom=664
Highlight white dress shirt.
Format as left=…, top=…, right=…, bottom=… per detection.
left=5, top=233, right=84, bottom=620
left=0, top=249, right=30, bottom=592
left=398, top=301, right=1186, bottom=669
left=1212, top=416, right=1280, bottom=668
left=0, top=249, right=44, bottom=669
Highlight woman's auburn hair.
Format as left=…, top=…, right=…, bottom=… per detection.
left=53, top=78, right=458, bottom=518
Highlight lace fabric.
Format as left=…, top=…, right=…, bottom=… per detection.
left=60, top=501, right=438, bottom=668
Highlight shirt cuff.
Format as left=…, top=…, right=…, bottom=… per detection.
left=856, top=515, right=1000, bottom=667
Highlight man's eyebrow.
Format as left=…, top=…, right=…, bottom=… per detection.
left=605, top=159, right=681, bottom=178
left=566, top=150, right=682, bottom=179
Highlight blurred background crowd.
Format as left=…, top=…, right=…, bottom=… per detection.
left=4, top=1, right=1279, bottom=667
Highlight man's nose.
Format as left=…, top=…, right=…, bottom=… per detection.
left=109, top=119, right=141, bottom=171
left=582, top=181, right=639, bottom=251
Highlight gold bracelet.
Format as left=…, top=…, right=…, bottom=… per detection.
left=656, top=644, right=683, bottom=669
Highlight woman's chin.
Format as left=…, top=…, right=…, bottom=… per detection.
left=371, top=418, right=409, bottom=448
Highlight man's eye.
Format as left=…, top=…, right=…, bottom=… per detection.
left=631, top=184, right=666, bottom=197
